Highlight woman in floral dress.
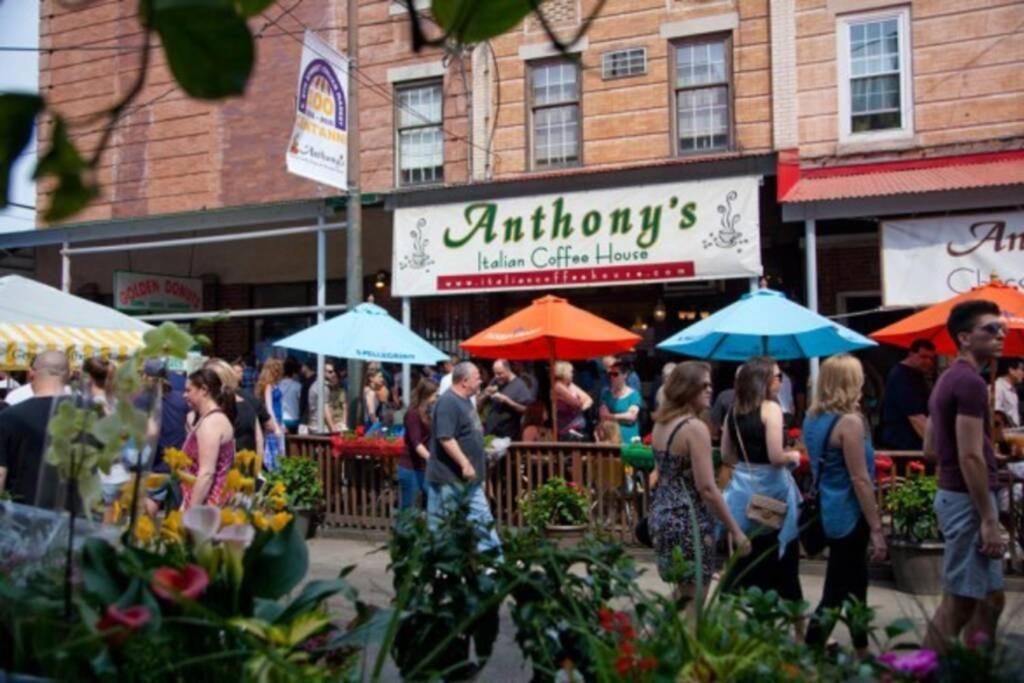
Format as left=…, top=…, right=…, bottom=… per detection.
left=648, top=362, right=750, bottom=610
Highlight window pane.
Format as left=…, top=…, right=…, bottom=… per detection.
left=849, top=17, right=900, bottom=77
left=398, top=83, right=442, bottom=128
left=677, top=85, right=729, bottom=152
left=532, top=62, right=578, bottom=106
left=851, top=74, right=900, bottom=114
left=677, top=39, right=727, bottom=87
left=534, top=104, right=579, bottom=167
left=399, top=126, right=443, bottom=185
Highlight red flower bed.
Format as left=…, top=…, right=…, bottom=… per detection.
left=330, top=433, right=404, bottom=458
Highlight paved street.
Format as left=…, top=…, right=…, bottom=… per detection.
left=306, top=533, right=1024, bottom=681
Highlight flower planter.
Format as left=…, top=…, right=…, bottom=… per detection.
left=293, top=508, right=318, bottom=540
left=889, top=539, right=945, bottom=595
left=544, top=524, right=587, bottom=549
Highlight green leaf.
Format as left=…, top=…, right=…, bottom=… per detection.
left=151, top=1, right=254, bottom=99
left=0, top=93, right=44, bottom=207
left=81, top=538, right=125, bottom=606
left=140, top=321, right=195, bottom=359
left=244, top=520, right=309, bottom=600
left=885, top=617, right=914, bottom=640
left=235, top=0, right=275, bottom=17
left=33, top=116, right=99, bottom=222
left=431, top=0, right=533, bottom=44
left=276, top=578, right=349, bottom=625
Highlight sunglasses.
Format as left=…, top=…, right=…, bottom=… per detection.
left=702, top=381, right=713, bottom=390
left=774, top=372, right=783, bottom=380
left=608, top=372, right=621, bottom=378
left=977, top=321, right=1008, bottom=336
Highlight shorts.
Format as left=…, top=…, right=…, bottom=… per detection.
left=935, top=489, right=1004, bottom=599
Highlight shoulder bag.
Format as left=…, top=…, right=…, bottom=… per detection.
left=798, top=415, right=841, bottom=556
left=731, top=411, right=787, bottom=530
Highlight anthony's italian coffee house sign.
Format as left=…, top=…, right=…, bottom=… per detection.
left=882, top=211, right=1024, bottom=307
left=392, top=177, right=763, bottom=297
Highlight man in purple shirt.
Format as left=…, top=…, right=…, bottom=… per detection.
left=923, top=299, right=1006, bottom=652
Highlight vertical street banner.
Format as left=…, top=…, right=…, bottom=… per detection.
left=285, top=30, right=349, bottom=189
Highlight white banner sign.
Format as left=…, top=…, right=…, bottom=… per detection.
left=882, top=211, right=1024, bottom=306
left=114, top=271, right=203, bottom=313
left=285, top=30, right=349, bottom=189
left=392, top=177, right=762, bottom=297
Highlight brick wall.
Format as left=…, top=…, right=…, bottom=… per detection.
left=794, top=0, right=1024, bottom=160
left=210, top=283, right=253, bottom=361
left=38, top=0, right=773, bottom=223
left=817, top=240, right=880, bottom=315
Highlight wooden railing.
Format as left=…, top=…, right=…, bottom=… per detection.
left=285, top=436, right=1022, bottom=570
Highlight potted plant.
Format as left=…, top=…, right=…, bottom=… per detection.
left=885, top=468, right=944, bottom=595
left=266, top=456, right=325, bottom=539
left=519, top=477, right=589, bottom=547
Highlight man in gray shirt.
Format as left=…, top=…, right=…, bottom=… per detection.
left=482, top=359, right=531, bottom=439
left=426, top=361, right=500, bottom=553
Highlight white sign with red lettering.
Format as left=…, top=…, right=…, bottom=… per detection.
left=114, top=271, right=203, bottom=313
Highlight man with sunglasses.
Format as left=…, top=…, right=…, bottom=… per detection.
left=923, top=300, right=1006, bottom=652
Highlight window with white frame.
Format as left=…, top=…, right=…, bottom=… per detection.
left=396, top=80, right=444, bottom=186
left=838, top=8, right=913, bottom=140
left=529, top=60, right=580, bottom=169
left=673, top=36, right=731, bottom=154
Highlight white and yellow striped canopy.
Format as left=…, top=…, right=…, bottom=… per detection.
left=0, top=322, right=146, bottom=370
left=0, top=275, right=152, bottom=370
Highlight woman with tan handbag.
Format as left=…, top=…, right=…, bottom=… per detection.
left=720, top=357, right=805, bottom=623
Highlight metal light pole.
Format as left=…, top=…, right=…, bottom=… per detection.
left=345, top=0, right=362, bottom=427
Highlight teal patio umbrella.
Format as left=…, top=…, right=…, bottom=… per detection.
left=657, top=289, right=876, bottom=360
left=274, top=302, right=447, bottom=364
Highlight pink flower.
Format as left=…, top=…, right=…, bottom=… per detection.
left=878, top=649, right=939, bottom=679
left=96, top=604, right=151, bottom=646
left=966, top=630, right=990, bottom=650
left=151, top=564, right=210, bottom=603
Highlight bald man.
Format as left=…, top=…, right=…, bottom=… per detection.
left=0, top=351, right=70, bottom=507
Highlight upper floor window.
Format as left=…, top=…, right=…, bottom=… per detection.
left=673, top=36, right=731, bottom=154
left=529, top=60, right=580, bottom=169
left=838, top=8, right=913, bottom=142
left=396, top=80, right=443, bottom=186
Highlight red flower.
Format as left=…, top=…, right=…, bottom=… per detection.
left=638, top=656, right=657, bottom=672
left=619, top=641, right=635, bottom=657
left=642, top=433, right=652, bottom=446
left=330, top=434, right=344, bottom=458
left=355, top=425, right=366, bottom=437
left=96, top=604, right=151, bottom=646
left=615, top=655, right=633, bottom=676
left=151, top=564, right=209, bottom=603
left=909, top=461, right=926, bottom=475
left=787, top=427, right=802, bottom=441
left=598, top=607, right=614, bottom=631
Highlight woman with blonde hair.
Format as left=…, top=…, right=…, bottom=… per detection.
left=552, top=361, right=592, bottom=441
left=206, top=358, right=269, bottom=469
left=649, top=361, right=750, bottom=608
left=803, top=354, right=886, bottom=656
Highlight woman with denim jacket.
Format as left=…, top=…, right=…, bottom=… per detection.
left=802, top=354, right=887, bottom=656
left=721, top=356, right=805, bottom=636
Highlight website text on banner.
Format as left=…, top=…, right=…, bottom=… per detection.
left=882, top=211, right=1024, bottom=307
left=392, top=176, right=763, bottom=297
left=285, top=30, right=349, bottom=190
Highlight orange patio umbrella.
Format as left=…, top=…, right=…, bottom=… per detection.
left=870, top=279, right=1024, bottom=356
left=461, top=294, right=641, bottom=436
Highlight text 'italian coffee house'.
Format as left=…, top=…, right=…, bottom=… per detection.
left=387, top=157, right=790, bottom=379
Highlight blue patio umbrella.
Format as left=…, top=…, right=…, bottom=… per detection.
left=273, top=302, right=448, bottom=364
left=657, top=289, right=876, bottom=360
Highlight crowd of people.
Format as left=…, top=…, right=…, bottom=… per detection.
left=0, top=298, right=1020, bottom=656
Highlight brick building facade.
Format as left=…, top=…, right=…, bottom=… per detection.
left=11, top=0, right=1024, bottom=364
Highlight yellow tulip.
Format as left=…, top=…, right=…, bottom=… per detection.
left=161, top=510, right=184, bottom=544
left=145, top=473, right=168, bottom=490
left=163, top=447, right=191, bottom=471
left=268, top=494, right=288, bottom=512
left=224, top=469, right=243, bottom=493
left=251, top=511, right=269, bottom=531
left=220, top=508, right=246, bottom=528
left=240, top=477, right=256, bottom=495
left=133, top=515, right=156, bottom=544
left=270, top=482, right=287, bottom=497
left=269, top=511, right=293, bottom=533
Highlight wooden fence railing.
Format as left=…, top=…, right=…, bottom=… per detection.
left=286, top=436, right=1022, bottom=569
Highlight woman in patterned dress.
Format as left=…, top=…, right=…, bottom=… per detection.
left=181, top=367, right=236, bottom=509
left=648, top=362, right=750, bottom=611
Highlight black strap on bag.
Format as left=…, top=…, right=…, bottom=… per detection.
left=798, top=414, right=841, bottom=556
left=635, top=417, right=691, bottom=548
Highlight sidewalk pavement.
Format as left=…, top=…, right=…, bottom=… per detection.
left=305, top=534, right=1024, bottom=682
